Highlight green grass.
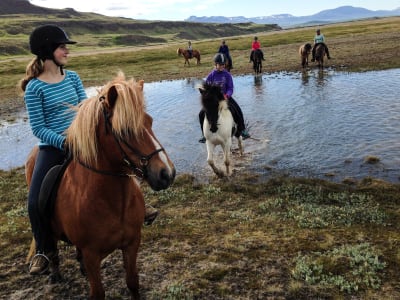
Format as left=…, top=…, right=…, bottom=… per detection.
left=1, top=16, right=399, bottom=116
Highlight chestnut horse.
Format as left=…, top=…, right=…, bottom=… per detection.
left=299, top=43, right=312, bottom=68
left=177, top=48, right=201, bottom=66
left=199, top=83, right=243, bottom=177
left=25, top=72, right=175, bottom=299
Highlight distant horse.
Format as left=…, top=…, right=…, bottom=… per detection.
left=25, top=72, right=175, bottom=299
left=299, top=43, right=312, bottom=68
left=225, top=56, right=233, bottom=72
left=315, top=43, right=326, bottom=68
left=199, top=83, right=243, bottom=177
left=252, top=49, right=263, bottom=74
left=177, top=48, right=201, bottom=66
left=216, top=52, right=232, bottom=72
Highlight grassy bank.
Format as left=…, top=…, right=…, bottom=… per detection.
left=1, top=170, right=400, bottom=299
left=1, top=17, right=399, bottom=120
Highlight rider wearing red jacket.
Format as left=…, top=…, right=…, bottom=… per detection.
left=249, top=36, right=265, bottom=62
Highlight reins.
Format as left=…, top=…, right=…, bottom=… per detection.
left=77, top=100, right=165, bottom=180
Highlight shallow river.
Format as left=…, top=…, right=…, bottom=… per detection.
left=1, top=68, right=399, bottom=183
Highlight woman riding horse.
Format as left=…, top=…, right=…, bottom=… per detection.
left=25, top=73, right=176, bottom=299
left=177, top=47, right=201, bottom=66
left=198, top=53, right=250, bottom=143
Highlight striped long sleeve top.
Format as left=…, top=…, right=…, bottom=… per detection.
left=24, top=70, right=87, bottom=150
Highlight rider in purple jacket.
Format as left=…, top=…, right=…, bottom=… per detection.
left=198, top=53, right=250, bottom=143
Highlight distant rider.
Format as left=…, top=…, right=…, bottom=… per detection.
left=249, top=36, right=265, bottom=62
left=311, top=29, right=331, bottom=61
left=187, top=41, right=193, bottom=58
left=218, top=40, right=233, bottom=69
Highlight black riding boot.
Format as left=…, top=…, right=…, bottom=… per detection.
left=325, top=46, right=331, bottom=59
left=311, top=47, right=316, bottom=62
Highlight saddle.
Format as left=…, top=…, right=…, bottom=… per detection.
left=38, top=154, right=72, bottom=219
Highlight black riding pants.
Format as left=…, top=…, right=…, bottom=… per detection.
left=28, top=146, right=65, bottom=254
left=312, top=43, right=330, bottom=58
left=199, top=97, right=246, bottom=137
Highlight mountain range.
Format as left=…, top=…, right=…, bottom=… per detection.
left=186, top=6, right=400, bottom=28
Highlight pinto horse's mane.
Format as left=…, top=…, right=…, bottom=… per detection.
left=66, top=72, right=146, bottom=165
left=200, top=83, right=226, bottom=133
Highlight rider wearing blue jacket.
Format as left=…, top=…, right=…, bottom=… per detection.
left=218, top=40, right=233, bottom=69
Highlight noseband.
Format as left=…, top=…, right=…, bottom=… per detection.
left=78, top=102, right=164, bottom=180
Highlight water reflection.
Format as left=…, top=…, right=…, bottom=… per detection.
left=1, top=69, right=399, bottom=183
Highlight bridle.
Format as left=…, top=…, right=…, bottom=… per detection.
left=77, top=99, right=164, bottom=180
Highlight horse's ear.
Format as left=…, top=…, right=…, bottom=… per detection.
left=199, top=87, right=205, bottom=95
left=105, top=85, right=118, bottom=109
left=138, top=80, right=144, bottom=91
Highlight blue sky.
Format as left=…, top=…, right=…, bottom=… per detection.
left=29, top=0, right=400, bottom=21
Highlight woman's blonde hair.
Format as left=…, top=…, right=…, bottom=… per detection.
left=19, top=57, right=44, bottom=92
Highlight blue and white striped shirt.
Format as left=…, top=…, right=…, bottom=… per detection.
left=24, top=70, right=87, bottom=150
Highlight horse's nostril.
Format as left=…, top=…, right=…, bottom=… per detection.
left=160, top=168, right=175, bottom=184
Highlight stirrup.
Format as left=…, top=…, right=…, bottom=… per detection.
left=29, top=253, right=51, bottom=275
left=144, top=205, right=159, bottom=226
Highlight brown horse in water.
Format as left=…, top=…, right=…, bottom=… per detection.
left=25, top=72, right=176, bottom=299
left=299, top=43, right=312, bottom=68
left=177, top=48, right=201, bottom=66
left=251, top=49, right=263, bottom=74
left=314, top=43, right=326, bottom=68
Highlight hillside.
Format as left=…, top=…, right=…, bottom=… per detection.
left=187, top=5, right=400, bottom=27
left=0, top=0, right=281, bottom=56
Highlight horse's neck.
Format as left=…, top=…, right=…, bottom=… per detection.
left=218, top=100, right=228, bottom=111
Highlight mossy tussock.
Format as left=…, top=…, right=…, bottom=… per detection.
left=1, top=170, right=399, bottom=299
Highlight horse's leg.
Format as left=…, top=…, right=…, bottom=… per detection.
left=206, top=142, right=224, bottom=177
left=49, top=248, right=62, bottom=284
left=122, top=243, right=140, bottom=300
left=76, top=247, right=87, bottom=276
left=81, top=250, right=105, bottom=300
left=223, top=138, right=232, bottom=176
left=237, top=136, right=244, bottom=156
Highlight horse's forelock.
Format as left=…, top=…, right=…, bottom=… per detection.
left=67, top=74, right=146, bottom=165
left=111, top=79, right=145, bottom=137
left=67, top=94, right=102, bottom=165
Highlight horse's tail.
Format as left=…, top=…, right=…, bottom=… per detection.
left=177, top=48, right=181, bottom=56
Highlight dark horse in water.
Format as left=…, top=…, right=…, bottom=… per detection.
left=177, top=48, right=201, bottom=66
left=26, top=72, right=176, bottom=299
left=199, top=83, right=243, bottom=177
left=251, top=49, right=263, bottom=74
left=314, top=43, right=326, bottom=68
left=299, top=43, right=312, bottom=68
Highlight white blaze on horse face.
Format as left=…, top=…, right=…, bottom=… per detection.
left=146, top=129, right=174, bottom=173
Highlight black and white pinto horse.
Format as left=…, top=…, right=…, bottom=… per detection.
left=199, top=83, right=243, bottom=177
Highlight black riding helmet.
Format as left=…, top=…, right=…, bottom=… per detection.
left=29, top=25, right=76, bottom=74
left=213, top=53, right=226, bottom=65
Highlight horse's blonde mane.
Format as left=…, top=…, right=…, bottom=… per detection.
left=66, top=72, right=146, bottom=165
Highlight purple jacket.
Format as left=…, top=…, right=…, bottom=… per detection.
left=205, top=69, right=234, bottom=98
